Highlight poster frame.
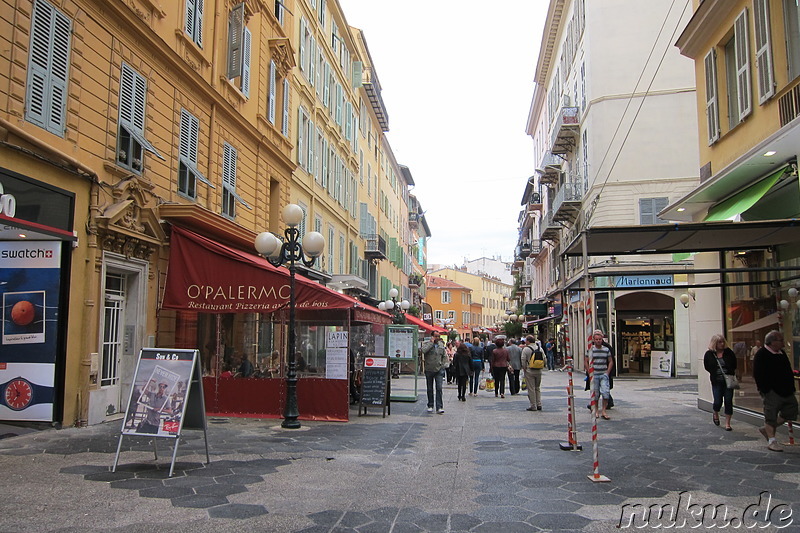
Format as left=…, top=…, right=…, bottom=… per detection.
left=384, top=324, right=418, bottom=402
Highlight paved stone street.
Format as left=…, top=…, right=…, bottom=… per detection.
left=1, top=372, right=798, bottom=532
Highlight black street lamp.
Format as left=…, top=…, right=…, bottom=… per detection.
left=254, top=204, right=325, bottom=429
left=379, top=287, right=410, bottom=324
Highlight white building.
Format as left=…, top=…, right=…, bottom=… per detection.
left=518, top=0, right=701, bottom=377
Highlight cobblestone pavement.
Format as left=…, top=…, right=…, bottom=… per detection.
left=1, top=372, right=798, bottom=532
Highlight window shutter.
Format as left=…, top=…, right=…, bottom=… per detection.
left=359, top=202, right=368, bottom=236
left=241, top=27, right=251, bottom=97
left=179, top=109, right=192, bottom=162
left=734, top=8, right=752, bottom=120
left=299, top=18, right=306, bottom=73
left=268, top=60, right=276, bottom=123
left=307, top=118, right=314, bottom=173
left=654, top=197, right=669, bottom=223
left=753, top=0, right=774, bottom=104
left=195, top=0, right=204, bottom=47
left=352, top=61, right=362, bottom=88
left=227, top=4, right=244, bottom=79
left=309, top=35, right=316, bottom=84
left=639, top=198, right=655, bottom=225
left=282, top=79, right=290, bottom=135
left=297, top=108, right=305, bottom=167
left=223, top=143, right=237, bottom=189
left=48, top=8, right=71, bottom=135
left=186, top=0, right=196, bottom=41
left=704, top=49, right=719, bottom=145
left=26, top=1, right=53, bottom=129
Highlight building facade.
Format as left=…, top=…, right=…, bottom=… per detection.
left=0, top=0, right=429, bottom=426
left=519, top=0, right=701, bottom=376
left=665, top=0, right=800, bottom=415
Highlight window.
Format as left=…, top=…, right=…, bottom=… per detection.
left=639, top=197, right=669, bottom=225
left=178, top=109, right=212, bottom=198
left=441, top=290, right=451, bottom=304
left=274, top=0, right=284, bottom=25
left=783, top=0, right=800, bottom=80
left=434, top=310, right=443, bottom=320
left=327, top=225, right=335, bottom=274
left=221, top=142, right=250, bottom=218
left=185, top=0, right=204, bottom=46
left=447, top=310, right=455, bottom=320
left=753, top=0, right=774, bottom=103
left=117, top=64, right=164, bottom=173
left=26, top=0, right=71, bottom=136
left=226, top=4, right=251, bottom=97
left=462, top=312, right=470, bottom=325
left=704, top=49, right=720, bottom=144
left=282, top=79, right=290, bottom=136
left=339, top=234, right=345, bottom=274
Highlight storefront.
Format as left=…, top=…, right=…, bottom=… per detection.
left=159, top=226, right=391, bottom=422
left=0, top=168, right=76, bottom=424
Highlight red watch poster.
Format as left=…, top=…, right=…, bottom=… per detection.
left=0, top=241, right=61, bottom=422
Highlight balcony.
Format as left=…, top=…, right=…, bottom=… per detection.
left=520, top=273, right=532, bottom=289
left=778, top=80, right=800, bottom=127
left=550, top=106, right=580, bottom=154
left=552, top=181, right=583, bottom=223
left=408, top=273, right=424, bottom=288
left=363, top=234, right=387, bottom=260
left=539, top=212, right=560, bottom=242
left=409, top=212, right=420, bottom=228
left=537, top=151, right=562, bottom=185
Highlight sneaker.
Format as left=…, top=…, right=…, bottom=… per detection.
left=759, top=426, right=769, bottom=441
left=526, top=407, right=535, bottom=411
left=427, top=407, right=434, bottom=413
left=767, top=441, right=783, bottom=452
left=437, top=409, right=445, bottom=414
left=537, top=406, right=542, bottom=411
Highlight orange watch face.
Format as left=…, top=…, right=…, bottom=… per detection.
left=4, top=379, right=33, bottom=410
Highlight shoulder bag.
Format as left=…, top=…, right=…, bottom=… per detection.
left=715, top=356, right=739, bottom=390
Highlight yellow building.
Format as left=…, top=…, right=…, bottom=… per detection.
left=663, top=0, right=800, bottom=416
left=0, top=0, right=423, bottom=426
left=426, top=275, right=477, bottom=339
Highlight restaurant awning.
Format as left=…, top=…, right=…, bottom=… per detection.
left=163, top=226, right=366, bottom=313
left=728, top=313, right=780, bottom=333
left=562, top=219, right=800, bottom=257
left=405, top=313, right=447, bottom=334
left=524, top=315, right=561, bottom=327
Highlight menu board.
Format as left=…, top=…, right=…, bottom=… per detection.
left=359, top=357, right=389, bottom=412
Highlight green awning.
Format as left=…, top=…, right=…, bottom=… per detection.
left=524, top=303, right=548, bottom=316
left=704, top=167, right=788, bottom=221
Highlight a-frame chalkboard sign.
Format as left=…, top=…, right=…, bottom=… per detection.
left=112, top=348, right=210, bottom=477
left=359, top=356, right=390, bottom=417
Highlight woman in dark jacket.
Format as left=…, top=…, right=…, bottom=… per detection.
left=453, top=343, right=473, bottom=401
left=703, top=334, right=737, bottom=430
left=490, top=338, right=510, bottom=398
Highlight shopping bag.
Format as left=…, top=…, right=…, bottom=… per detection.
left=479, top=378, right=487, bottom=390
left=485, top=377, right=495, bottom=392
left=521, top=377, right=527, bottom=391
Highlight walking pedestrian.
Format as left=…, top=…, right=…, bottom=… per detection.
left=522, top=335, right=543, bottom=411
left=445, top=341, right=456, bottom=384
left=753, top=330, right=798, bottom=452
left=469, top=338, right=485, bottom=397
left=507, top=339, right=522, bottom=395
left=490, top=337, right=510, bottom=398
left=453, top=343, right=472, bottom=401
left=586, top=330, right=614, bottom=420
left=545, top=338, right=556, bottom=371
left=421, top=332, right=448, bottom=414
left=703, top=334, right=737, bottom=430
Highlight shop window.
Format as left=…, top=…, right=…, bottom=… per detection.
left=26, top=0, right=71, bottom=136
left=117, top=64, right=164, bottom=173
left=178, top=109, right=212, bottom=199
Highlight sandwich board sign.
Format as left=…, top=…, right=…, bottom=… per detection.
left=359, top=356, right=389, bottom=417
left=112, top=348, right=209, bottom=476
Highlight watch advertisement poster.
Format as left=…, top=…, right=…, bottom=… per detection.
left=0, top=241, right=61, bottom=421
left=122, top=349, right=197, bottom=438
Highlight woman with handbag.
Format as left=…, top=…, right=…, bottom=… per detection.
left=703, top=334, right=738, bottom=431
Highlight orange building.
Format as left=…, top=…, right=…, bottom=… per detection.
left=426, top=275, right=480, bottom=339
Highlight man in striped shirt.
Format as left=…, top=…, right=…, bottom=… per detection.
left=585, top=329, right=614, bottom=420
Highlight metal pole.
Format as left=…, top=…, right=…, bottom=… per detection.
left=282, top=233, right=301, bottom=429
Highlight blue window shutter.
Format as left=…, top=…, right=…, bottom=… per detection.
left=47, top=7, right=71, bottom=135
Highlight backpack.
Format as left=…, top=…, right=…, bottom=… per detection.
left=528, top=344, right=545, bottom=369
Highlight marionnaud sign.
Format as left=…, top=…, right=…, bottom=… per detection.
left=612, top=275, right=673, bottom=288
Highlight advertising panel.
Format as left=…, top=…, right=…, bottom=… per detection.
left=0, top=241, right=61, bottom=421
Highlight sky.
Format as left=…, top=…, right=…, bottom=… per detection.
left=338, top=1, right=549, bottom=267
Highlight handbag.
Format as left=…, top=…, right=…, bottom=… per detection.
left=715, top=356, right=740, bottom=390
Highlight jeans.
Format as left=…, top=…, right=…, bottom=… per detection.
left=425, top=369, right=445, bottom=410
left=469, top=363, right=482, bottom=394
left=711, top=381, right=734, bottom=416
left=546, top=352, right=555, bottom=370
left=590, top=372, right=611, bottom=400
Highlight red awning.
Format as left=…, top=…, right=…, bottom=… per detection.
left=405, top=313, right=447, bottom=334
left=163, top=226, right=359, bottom=313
